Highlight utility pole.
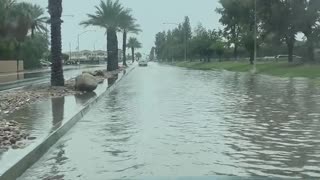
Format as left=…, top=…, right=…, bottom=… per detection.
left=77, top=30, right=96, bottom=67
left=253, top=0, right=257, bottom=72
left=69, top=42, right=72, bottom=63
left=184, top=29, right=187, bottom=62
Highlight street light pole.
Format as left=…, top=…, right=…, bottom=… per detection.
left=163, top=22, right=187, bottom=62
left=77, top=30, right=96, bottom=67
left=253, top=0, right=257, bottom=72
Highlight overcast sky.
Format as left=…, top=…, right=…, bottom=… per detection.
left=24, top=0, right=222, bottom=55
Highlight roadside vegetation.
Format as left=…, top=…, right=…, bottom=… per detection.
left=174, top=61, right=320, bottom=78
left=0, top=0, right=141, bottom=86
left=155, top=0, right=320, bottom=78
left=0, top=0, right=49, bottom=70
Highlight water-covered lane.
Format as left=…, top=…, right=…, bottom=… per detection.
left=20, top=62, right=320, bottom=179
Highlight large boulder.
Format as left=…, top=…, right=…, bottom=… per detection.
left=93, top=70, right=105, bottom=77
left=75, top=73, right=98, bottom=92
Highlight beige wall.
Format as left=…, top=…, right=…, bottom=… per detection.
left=0, top=60, right=24, bottom=73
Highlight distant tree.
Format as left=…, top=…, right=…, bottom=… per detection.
left=149, top=47, right=155, bottom=61
left=210, top=41, right=225, bottom=61
left=62, top=53, right=69, bottom=62
left=189, top=24, right=213, bottom=61
left=216, top=0, right=242, bottom=59
left=135, top=52, right=142, bottom=61
left=217, top=0, right=257, bottom=64
left=119, top=9, right=141, bottom=66
left=298, top=0, right=320, bottom=61
left=20, top=33, right=49, bottom=69
left=127, top=37, right=141, bottom=62
left=258, top=0, right=301, bottom=63
left=182, top=16, right=192, bottom=41
left=155, top=31, right=166, bottom=60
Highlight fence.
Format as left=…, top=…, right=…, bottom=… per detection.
left=0, top=60, right=24, bottom=73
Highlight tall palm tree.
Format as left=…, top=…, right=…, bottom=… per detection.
left=81, top=0, right=127, bottom=71
left=127, top=37, right=141, bottom=63
left=48, top=0, right=64, bottom=86
left=119, top=12, right=141, bottom=66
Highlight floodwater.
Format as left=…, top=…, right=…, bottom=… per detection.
left=20, top=63, right=320, bottom=179
left=0, top=65, right=104, bottom=91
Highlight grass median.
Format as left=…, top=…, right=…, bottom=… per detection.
left=173, top=61, right=320, bottom=78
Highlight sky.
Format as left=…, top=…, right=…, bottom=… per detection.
left=21, top=0, right=222, bottom=55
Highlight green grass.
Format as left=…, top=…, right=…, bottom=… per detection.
left=172, top=61, right=320, bottom=78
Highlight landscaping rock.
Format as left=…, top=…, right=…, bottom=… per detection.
left=93, top=70, right=105, bottom=77
left=75, top=73, right=98, bottom=92
left=0, top=120, right=30, bottom=150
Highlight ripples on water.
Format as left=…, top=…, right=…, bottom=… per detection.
left=21, top=63, right=320, bottom=179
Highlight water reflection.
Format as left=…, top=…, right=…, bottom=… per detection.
left=74, top=92, right=97, bottom=106
left=41, top=143, right=67, bottom=180
left=51, top=97, right=65, bottom=132
left=108, top=75, right=119, bottom=87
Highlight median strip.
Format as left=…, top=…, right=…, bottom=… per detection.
left=0, top=65, right=136, bottom=180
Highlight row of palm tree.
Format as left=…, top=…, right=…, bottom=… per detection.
left=1, top=0, right=142, bottom=86
left=81, top=0, right=142, bottom=71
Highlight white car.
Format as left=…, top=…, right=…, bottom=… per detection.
left=139, top=60, right=148, bottom=66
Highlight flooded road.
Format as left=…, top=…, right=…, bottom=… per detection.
left=21, top=63, right=320, bottom=179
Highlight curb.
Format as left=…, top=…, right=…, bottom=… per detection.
left=0, top=65, right=136, bottom=180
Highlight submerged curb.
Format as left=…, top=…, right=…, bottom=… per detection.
left=0, top=65, right=136, bottom=180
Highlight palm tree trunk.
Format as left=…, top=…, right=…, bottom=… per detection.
left=306, top=36, right=315, bottom=62
left=131, top=47, right=135, bottom=63
left=31, top=28, right=35, bottom=38
left=49, top=0, right=64, bottom=86
left=249, top=49, right=254, bottom=65
left=122, top=31, right=127, bottom=66
left=107, top=28, right=118, bottom=71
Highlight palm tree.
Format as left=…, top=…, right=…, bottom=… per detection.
left=48, top=0, right=64, bottom=86
left=27, top=4, right=48, bottom=38
left=127, top=37, right=141, bottom=63
left=81, top=0, right=127, bottom=71
left=119, top=12, right=141, bottom=66
left=135, top=52, right=142, bottom=61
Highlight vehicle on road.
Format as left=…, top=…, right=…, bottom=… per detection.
left=40, top=60, right=52, bottom=68
left=139, top=60, right=148, bottom=66
left=263, top=56, right=276, bottom=61
left=275, top=55, right=302, bottom=61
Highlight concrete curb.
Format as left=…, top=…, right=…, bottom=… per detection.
left=0, top=65, right=136, bottom=180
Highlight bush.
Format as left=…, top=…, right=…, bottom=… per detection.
left=19, top=34, right=49, bottom=69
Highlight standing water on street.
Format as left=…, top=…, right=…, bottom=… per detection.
left=21, top=63, right=320, bottom=179
left=2, top=0, right=320, bottom=179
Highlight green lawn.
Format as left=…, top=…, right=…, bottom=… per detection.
left=173, top=61, right=320, bottom=78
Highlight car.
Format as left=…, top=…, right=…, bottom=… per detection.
left=275, top=55, right=302, bottom=61
left=40, top=60, right=52, bottom=67
left=139, top=60, right=148, bottom=66
left=263, top=56, right=276, bottom=61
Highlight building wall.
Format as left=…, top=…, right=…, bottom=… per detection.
left=0, top=60, right=24, bottom=73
